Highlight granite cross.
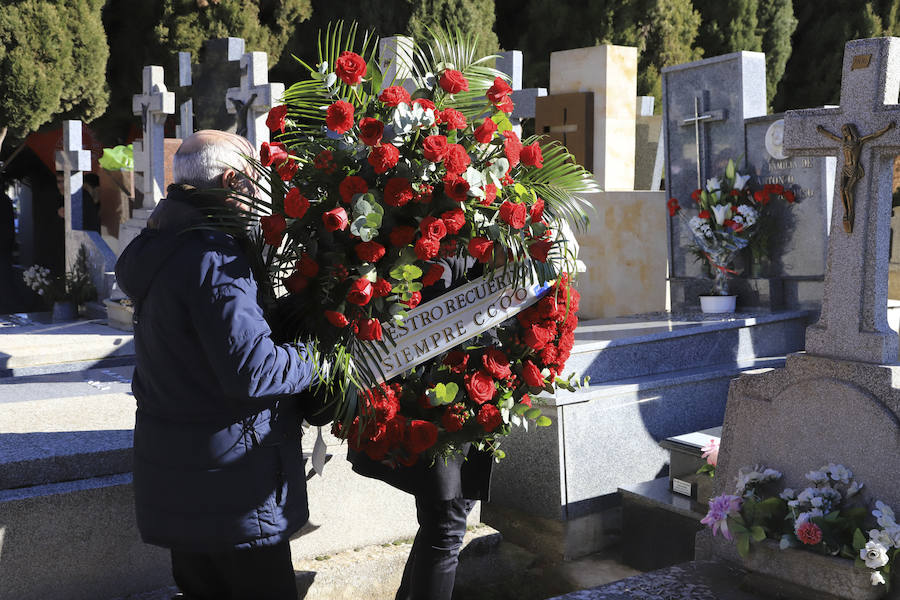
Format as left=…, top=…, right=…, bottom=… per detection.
left=681, top=94, right=726, bottom=189
left=55, top=120, right=91, bottom=232
left=225, top=52, right=284, bottom=149
left=179, top=38, right=245, bottom=133
left=496, top=50, right=547, bottom=136
left=784, top=37, right=900, bottom=364
left=176, top=51, right=194, bottom=139
left=132, top=65, right=175, bottom=208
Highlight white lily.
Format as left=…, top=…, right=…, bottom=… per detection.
left=711, top=204, right=729, bottom=226
left=706, top=176, right=721, bottom=193
left=733, top=173, right=751, bottom=190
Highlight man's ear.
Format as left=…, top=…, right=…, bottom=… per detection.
left=221, top=168, right=239, bottom=189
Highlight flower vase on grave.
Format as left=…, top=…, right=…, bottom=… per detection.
left=699, top=249, right=737, bottom=313
left=52, top=300, right=77, bottom=322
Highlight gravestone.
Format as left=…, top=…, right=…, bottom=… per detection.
left=378, top=36, right=416, bottom=93
left=705, top=36, right=900, bottom=597
left=635, top=96, right=664, bottom=191
left=535, top=92, right=594, bottom=170
left=179, top=37, right=245, bottom=132
left=176, top=51, right=194, bottom=139
left=662, top=52, right=768, bottom=310
left=225, top=51, right=284, bottom=150
left=496, top=50, right=547, bottom=136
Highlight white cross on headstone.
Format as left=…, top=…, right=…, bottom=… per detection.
left=496, top=50, right=547, bottom=136
left=225, top=52, right=284, bottom=149
left=378, top=36, right=416, bottom=93
left=132, top=65, right=175, bottom=209
left=176, top=51, right=194, bottom=139
left=784, top=37, right=900, bottom=364
left=55, top=120, right=91, bottom=233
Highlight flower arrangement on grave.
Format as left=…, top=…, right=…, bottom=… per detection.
left=697, top=437, right=719, bottom=478
left=22, top=244, right=97, bottom=308
left=212, top=23, right=597, bottom=465
left=668, top=159, right=794, bottom=296
left=702, top=463, right=899, bottom=589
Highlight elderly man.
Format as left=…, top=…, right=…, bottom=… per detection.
left=116, top=130, right=324, bottom=600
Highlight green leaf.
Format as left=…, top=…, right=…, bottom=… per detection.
left=443, top=382, right=459, bottom=403
left=491, top=112, right=513, bottom=133
left=737, top=533, right=751, bottom=558
left=750, top=525, right=767, bottom=542
left=524, top=407, right=542, bottom=420
left=535, top=415, right=552, bottom=427
left=408, top=282, right=423, bottom=292
left=853, top=528, right=868, bottom=550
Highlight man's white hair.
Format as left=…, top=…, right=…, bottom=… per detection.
left=173, top=135, right=254, bottom=189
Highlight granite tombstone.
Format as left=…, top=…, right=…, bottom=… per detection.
left=178, top=37, right=245, bottom=133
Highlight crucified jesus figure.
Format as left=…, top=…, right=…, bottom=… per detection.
left=816, top=121, right=896, bottom=233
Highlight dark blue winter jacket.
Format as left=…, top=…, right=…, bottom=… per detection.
left=116, top=185, right=318, bottom=552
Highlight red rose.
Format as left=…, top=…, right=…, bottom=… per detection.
left=335, top=51, right=367, bottom=86
left=465, top=370, right=496, bottom=404
left=530, top=198, right=545, bottom=222
left=439, top=69, right=469, bottom=94
left=322, top=207, right=349, bottom=232
left=422, top=263, right=444, bottom=287
left=444, top=144, right=471, bottom=175
left=276, top=159, right=299, bottom=182
left=419, top=216, right=447, bottom=240
left=667, top=197, right=681, bottom=216
left=691, top=189, right=702, bottom=202
left=357, top=117, right=385, bottom=146
left=390, top=225, right=416, bottom=247
left=481, top=183, right=497, bottom=206
left=520, top=142, right=543, bottom=168
left=354, top=241, right=386, bottom=263
left=368, top=143, right=400, bottom=174
left=502, top=131, right=522, bottom=167
left=784, top=190, right=795, bottom=203
left=476, top=404, right=502, bottom=432
left=528, top=240, right=552, bottom=262
left=404, top=291, right=422, bottom=309
left=482, top=347, right=511, bottom=379
left=442, top=404, right=468, bottom=432
left=468, top=237, right=494, bottom=263
left=260, top=141, right=288, bottom=167
left=522, top=360, right=545, bottom=387
left=413, top=98, right=436, bottom=111
left=414, top=236, right=441, bottom=260
left=439, top=238, right=458, bottom=258
left=441, top=208, right=465, bottom=234
left=523, top=324, right=554, bottom=349
left=260, top=214, right=286, bottom=245
left=440, top=108, right=467, bottom=130
left=384, top=177, right=414, bottom=207
left=754, top=190, right=770, bottom=205
left=487, top=76, right=513, bottom=105
left=283, top=188, right=309, bottom=219
left=355, top=317, right=383, bottom=341
left=284, top=272, right=308, bottom=294
left=326, top=100, right=355, bottom=134
left=325, top=310, right=349, bottom=327
left=496, top=95, right=514, bottom=113
left=339, top=175, right=368, bottom=204
left=499, top=201, right=527, bottom=229
left=443, top=175, right=470, bottom=203
left=443, top=350, right=468, bottom=373
left=297, top=254, right=319, bottom=277
left=373, top=278, right=393, bottom=297
left=698, top=209, right=711, bottom=219
left=379, top=85, right=412, bottom=107
left=422, top=135, right=449, bottom=163
left=347, top=278, right=374, bottom=305
left=405, top=420, right=438, bottom=454
left=474, top=117, right=498, bottom=144
left=266, top=105, right=288, bottom=133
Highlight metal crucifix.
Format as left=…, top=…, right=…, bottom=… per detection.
left=681, top=96, right=727, bottom=189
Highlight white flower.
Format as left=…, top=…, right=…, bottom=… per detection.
left=825, top=463, right=852, bottom=484
left=711, top=204, right=729, bottom=226
left=805, top=470, right=829, bottom=485
left=761, top=468, right=782, bottom=481
left=733, top=173, right=751, bottom=190
left=847, top=481, right=864, bottom=497
left=779, top=488, right=796, bottom=501
left=871, top=571, right=886, bottom=586
left=887, top=525, right=900, bottom=548
left=706, top=176, right=721, bottom=192
left=862, top=541, right=890, bottom=569
left=874, top=501, right=897, bottom=528
left=870, top=529, right=895, bottom=549
left=810, top=496, right=824, bottom=508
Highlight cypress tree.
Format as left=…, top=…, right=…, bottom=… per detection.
left=757, top=0, right=797, bottom=109
left=693, top=0, right=763, bottom=58
left=636, top=0, right=704, bottom=102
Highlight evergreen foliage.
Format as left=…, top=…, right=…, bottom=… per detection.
left=0, top=0, right=109, bottom=151
left=758, top=0, right=797, bottom=108
left=635, top=0, right=705, bottom=101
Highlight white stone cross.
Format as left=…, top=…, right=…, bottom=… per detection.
left=496, top=50, right=547, bottom=136
left=784, top=37, right=900, bottom=364
left=176, top=51, right=194, bottom=139
left=55, top=120, right=91, bottom=232
left=378, top=36, right=416, bottom=93
left=132, top=65, right=175, bottom=208
left=225, top=52, right=284, bottom=149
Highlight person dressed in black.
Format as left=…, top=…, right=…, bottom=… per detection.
left=0, top=178, right=20, bottom=313
left=350, top=255, right=494, bottom=600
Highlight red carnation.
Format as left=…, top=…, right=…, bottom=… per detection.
left=796, top=521, right=823, bottom=545
left=476, top=404, right=502, bottom=432
left=354, top=241, right=386, bottom=263
left=487, top=76, right=513, bottom=105
left=284, top=272, right=308, bottom=294
left=528, top=240, right=552, bottom=262
left=422, top=135, right=449, bottom=163
left=414, top=236, right=441, bottom=260
left=322, top=207, right=349, bottom=232
left=754, top=190, right=770, bottom=205
left=384, top=177, right=414, bottom=207
left=373, top=278, right=393, bottom=297
left=474, top=117, right=498, bottom=144
left=496, top=95, right=514, bottom=113
left=520, top=142, right=543, bottom=168
left=260, top=141, right=288, bottom=167
left=465, top=370, right=496, bottom=404
left=355, top=317, right=383, bottom=341
left=444, top=144, right=471, bottom=175
left=325, top=310, right=349, bottom=328
left=522, top=360, right=545, bottom=387
left=441, top=208, right=465, bottom=234
left=784, top=190, right=795, bottom=203
left=405, top=420, right=438, bottom=454
left=413, top=98, right=437, bottom=111
left=523, top=324, right=554, bottom=350
left=499, top=201, right=527, bottom=229
left=404, top=291, right=422, bottom=309
left=442, top=404, right=468, bottom=432
left=297, top=254, right=319, bottom=278
left=347, top=278, right=374, bottom=305
left=276, top=159, right=299, bottom=182
left=339, top=175, right=369, bottom=204
left=283, top=188, right=309, bottom=219
left=423, top=263, right=444, bottom=287
left=482, top=347, right=511, bottom=380
left=439, top=69, right=469, bottom=94
left=440, top=108, right=467, bottom=130
left=358, top=117, right=385, bottom=146
left=519, top=394, right=532, bottom=407
left=468, top=237, right=494, bottom=263
left=691, top=189, right=702, bottom=202
left=530, top=198, right=545, bottom=222
left=698, top=210, right=711, bottom=219
left=390, top=225, right=416, bottom=247
left=502, top=130, right=522, bottom=167
left=667, top=197, right=680, bottom=216
left=368, top=143, right=400, bottom=174
left=266, top=105, right=288, bottom=133
left=443, top=175, right=470, bottom=203
left=481, top=183, right=497, bottom=206
left=326, top=100, right=355, bottom=134
left=443, top=350, right=468, bottom=373
left=335, top=51, right=367, bottom=86
left=379, top=86, right=412, bottom=107
left=420, top=216, right=447, bottom=240
left=260, top=214, right=286, bottom=246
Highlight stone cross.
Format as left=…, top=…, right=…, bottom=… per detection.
left=784, top=37, right=900, bottom=364
left=176, top=51, right=194, bottom=139
left=55, top=120, right=91, bottom=232
left=496, top=51, right=547, bottom=137
left=681, top=95, right=727, bottom=189
left=378, top=36, right=416, bottom=93
left=225, top=52, right=284, bottom=149
left=180, top=38, right=245, bottom=133
left=132, top=65, right=175, bottom=208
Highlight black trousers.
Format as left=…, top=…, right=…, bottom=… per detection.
left=395, top=496, right=477, bottom=600
left=171, top=540, right=297, bottom=600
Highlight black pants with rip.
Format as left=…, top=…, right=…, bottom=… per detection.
left=171, top=540, right=297, bottom=600
left=395, top=496, right=477, bottom=600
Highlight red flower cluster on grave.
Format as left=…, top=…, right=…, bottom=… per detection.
left=796, top=522, right=823, bottom=545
